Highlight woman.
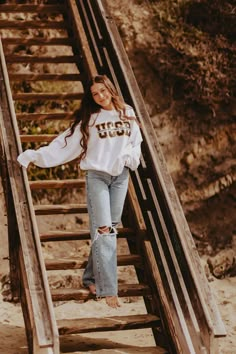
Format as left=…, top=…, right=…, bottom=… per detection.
left=17, top=74, right=143, bottom=308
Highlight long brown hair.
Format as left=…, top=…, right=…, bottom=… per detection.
left=65, top=74, right=131, bottom=163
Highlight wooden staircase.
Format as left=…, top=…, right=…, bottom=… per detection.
left=0, top=1, right=226, bottom=354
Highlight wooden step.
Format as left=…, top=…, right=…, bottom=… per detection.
left=29, top=179, right=85, bottom=190
left=10, top=73, right=83, bottom=81
left=6, top=55, right=79, bottom=63
left=57, top=314, right=161, bottom=335
left=0, top=4, right=66, bottom=13
left=60, top=327, right=167, bottom=353
left=63, top=348, right=167, bottom=354
left=0, top=20, right=67, bottom=29
left=2, top=37, right=74, bottom=46
left=17, top=113, right=74, bottom=121
left=40, top=227, right=135, bottom=242
left=13, top=92, right=83, bottom=101
left=34, top=204, right=87, bottom=215
left=45, top=254, right=142, bottom=270
left=20, top=134, right=57, bottom=143
left=51, top=283, right=152, bottom=301
left=40, top=230, right=91, bottom=242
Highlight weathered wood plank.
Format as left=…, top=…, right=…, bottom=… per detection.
left=0, top=144, right=20, bottom=300
left=19, top=251, right=34, bottom=353
left=0, top=20, right=66, bottom=29
left=20, top=134, right=57, bottom=142
left=60, top=333, right=168, bottom=354
left=17, top=113, right=74, bottom=121
left=96, top=346, right=168, bottom=354
left=13, top=92, right=83, bottom=100
left=34, top=204, right=87, bottom=215
left=66, top=0, right=97, bottom=77
left=40, top=230, right=91, bottom=242
left=45, top=254, right=142, bottom=270
left=29, top=178, right=85, bottom=190
left=0, top=4, right=66, bottom=13
left=10, top=74, right=82, bottom=81
left=62, top=348, right=167, bottom=354
left=40, top=227, right=135, bottom=242
left=57, top=314, right=161, bottom=334
left=144, top=240, right=187, bottom=353
left=2, top=38, right=73, bottom=45
left=51, top=283, right=151, bottom=301
left=4, top=165, right=21, bottom=301
left=6, top=55, right=80, bottom=63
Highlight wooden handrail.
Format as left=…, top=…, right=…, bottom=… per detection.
left=66, top=0, right=97, bottom=79
left=78, top=1, right=226, bottom=352
left=0, top=39, right=59, bottom=354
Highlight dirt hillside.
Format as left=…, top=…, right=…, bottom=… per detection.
left=106, top=0, right=236, bottom=259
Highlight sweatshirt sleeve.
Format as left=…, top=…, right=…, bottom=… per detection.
left=125, top=118, right=143, bottom=171
left=17, top=125, right=82, bottom=168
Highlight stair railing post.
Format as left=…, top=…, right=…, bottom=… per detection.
left=0, top=75, right=21, bottom=302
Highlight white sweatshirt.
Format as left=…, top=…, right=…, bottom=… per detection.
left=17, top=106, right=143, bottom=176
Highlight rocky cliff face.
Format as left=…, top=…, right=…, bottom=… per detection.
left=107, top=0, right=236, bottom=258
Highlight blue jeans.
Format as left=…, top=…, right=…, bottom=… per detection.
left=82, top=167, right=129, bottom=297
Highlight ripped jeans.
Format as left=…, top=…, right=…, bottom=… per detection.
left=82, top=167, right=129, bottom=297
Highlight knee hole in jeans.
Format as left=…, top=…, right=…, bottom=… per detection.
left=98, top=226, right=110, bottom=234
left=98, top=226, right=117, bottom=234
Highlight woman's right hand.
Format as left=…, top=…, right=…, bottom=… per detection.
left=17, top=150, right=35, bottom=168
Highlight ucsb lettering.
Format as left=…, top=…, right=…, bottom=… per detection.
left=95, top=121, right=131, bottom=138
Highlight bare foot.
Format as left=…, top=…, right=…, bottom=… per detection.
left=106, top=296, right=121, bottom=308
left=88, top=284, right=96, bottom=295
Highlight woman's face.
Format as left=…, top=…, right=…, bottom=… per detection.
left=90, top=82, right=113, bottom=110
